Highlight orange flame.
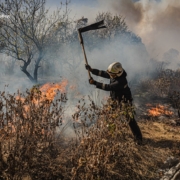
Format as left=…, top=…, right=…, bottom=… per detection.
left=10, top=80, right=69, bottom=135
left=146, top=104, right=173, bottom=117
left=15, top=79, right=68, bottom=115
left=40, top=79, right=68, bottom=101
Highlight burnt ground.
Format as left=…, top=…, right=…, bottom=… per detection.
left=138, top=118, right=180, bottom=178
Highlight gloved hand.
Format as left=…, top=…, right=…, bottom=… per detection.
left=85, top=64, right=92, bottom=72
left=89, top=78, right=96, bottom=85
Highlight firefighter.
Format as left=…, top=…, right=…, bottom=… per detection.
left=85, top=62, right=143, bottom=145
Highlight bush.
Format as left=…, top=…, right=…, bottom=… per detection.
left=0, top=88, right=165, bottom=179
left=0, top=86, right=68, bottom=179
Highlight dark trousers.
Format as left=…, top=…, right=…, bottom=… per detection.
left=119, top=99, right=143, bottom=141
left=128, top=118, right=142, bottom=141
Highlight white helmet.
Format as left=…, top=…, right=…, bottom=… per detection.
left=107, top=62, right=123, bottom=77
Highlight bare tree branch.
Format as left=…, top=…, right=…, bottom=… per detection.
left=0, top=0, right=71, bottom=83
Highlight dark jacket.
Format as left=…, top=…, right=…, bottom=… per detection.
left=91, top=69, right=132, bottom=102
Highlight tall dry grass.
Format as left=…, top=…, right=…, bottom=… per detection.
left=0, top=85, right=170, bottom=180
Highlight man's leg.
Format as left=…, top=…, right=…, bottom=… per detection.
left=119, top=100, right=143, bottom=144
left=128, top=118, right=143, bottom=144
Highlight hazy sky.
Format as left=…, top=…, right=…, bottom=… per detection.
left=47, top=0, right=180, bottom=60
left=46, top=0, right=139, bottom=7
left=46, top=0, right=97, bottom=7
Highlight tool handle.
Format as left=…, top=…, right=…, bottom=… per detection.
left=78, top=30, right=92, bottom=79
left=81, top=43, right=91, bottom=79
left=78, top=29, right=83, bottom=44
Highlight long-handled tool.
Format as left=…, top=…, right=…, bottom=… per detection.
left=78, top=20, right=106, bottom=79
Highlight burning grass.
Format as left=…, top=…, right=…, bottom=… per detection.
left=146, top=104, right=173, bottom=117
left=0, top=84, right=69, bottom=179
left=134, top=69, right=180, bottom=98
left=0, top=85, right=179, bottom=180
left=134, top=68, right=180, bottom=119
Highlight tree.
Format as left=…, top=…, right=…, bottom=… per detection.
left=74, top=13, right=142, bottom=51
left=95, top=12, right=128, bottom=39
left=0, top=0, right=70, bottom=83
left=95, top=12, right=142, bottom=43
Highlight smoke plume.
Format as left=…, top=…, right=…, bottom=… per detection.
left=98, top=0, right=180, bottom=62
left=1, top=0, right=180, bottom=103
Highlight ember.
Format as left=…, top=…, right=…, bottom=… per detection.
left=146, top=104, right=173, bottom=117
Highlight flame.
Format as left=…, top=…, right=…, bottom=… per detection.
left=146, top=104, right=173, bottom=117
left=16, top=95, right=25, bottom=102
left=40, top=79, right=68, bottom=101
left=9, top=80, right=69, bottom=135
left=15, top=79, right=68, bottom=117
left=16, top=79, right=68, bottom=103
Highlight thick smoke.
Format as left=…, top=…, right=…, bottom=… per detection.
left=99, top=0, right=143, bottom=26
left=0, top=54, right=33, bottom=93
left=98, top=0, right=180, bottom=66
left=1, top=0, right=178, bottom=134
left=1, top=0, right=180, bottom=102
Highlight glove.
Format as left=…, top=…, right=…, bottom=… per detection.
left=85, top=64, right=92, bottom=72
left=89, top=78, right=96, bottom=85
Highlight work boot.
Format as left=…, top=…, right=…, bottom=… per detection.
left=128, top=118, right=143, bottom=143
left=136, top=139, right=143, bottom=145
left=134, top=137, right=143, bottom=145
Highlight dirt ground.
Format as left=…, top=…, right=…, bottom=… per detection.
left=139, top=118, right=180, bottom=164
left=0, top=116, right=180, bottom=180
left=140, top=119, right=180, bottom=146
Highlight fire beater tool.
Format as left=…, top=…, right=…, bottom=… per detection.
left=78, top=20, right=106, bottom=79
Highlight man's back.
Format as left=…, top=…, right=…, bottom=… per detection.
left=110, top=70, right=132, bottom=102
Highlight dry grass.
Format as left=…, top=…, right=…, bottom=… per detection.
left=0, top=70, right=180, bottom=179
left=135, top=69, right=180, bottom=97
left=0, top=87, right=69, bottom=179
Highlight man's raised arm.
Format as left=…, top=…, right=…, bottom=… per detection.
left=85, top=64, right=110, bottom=79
